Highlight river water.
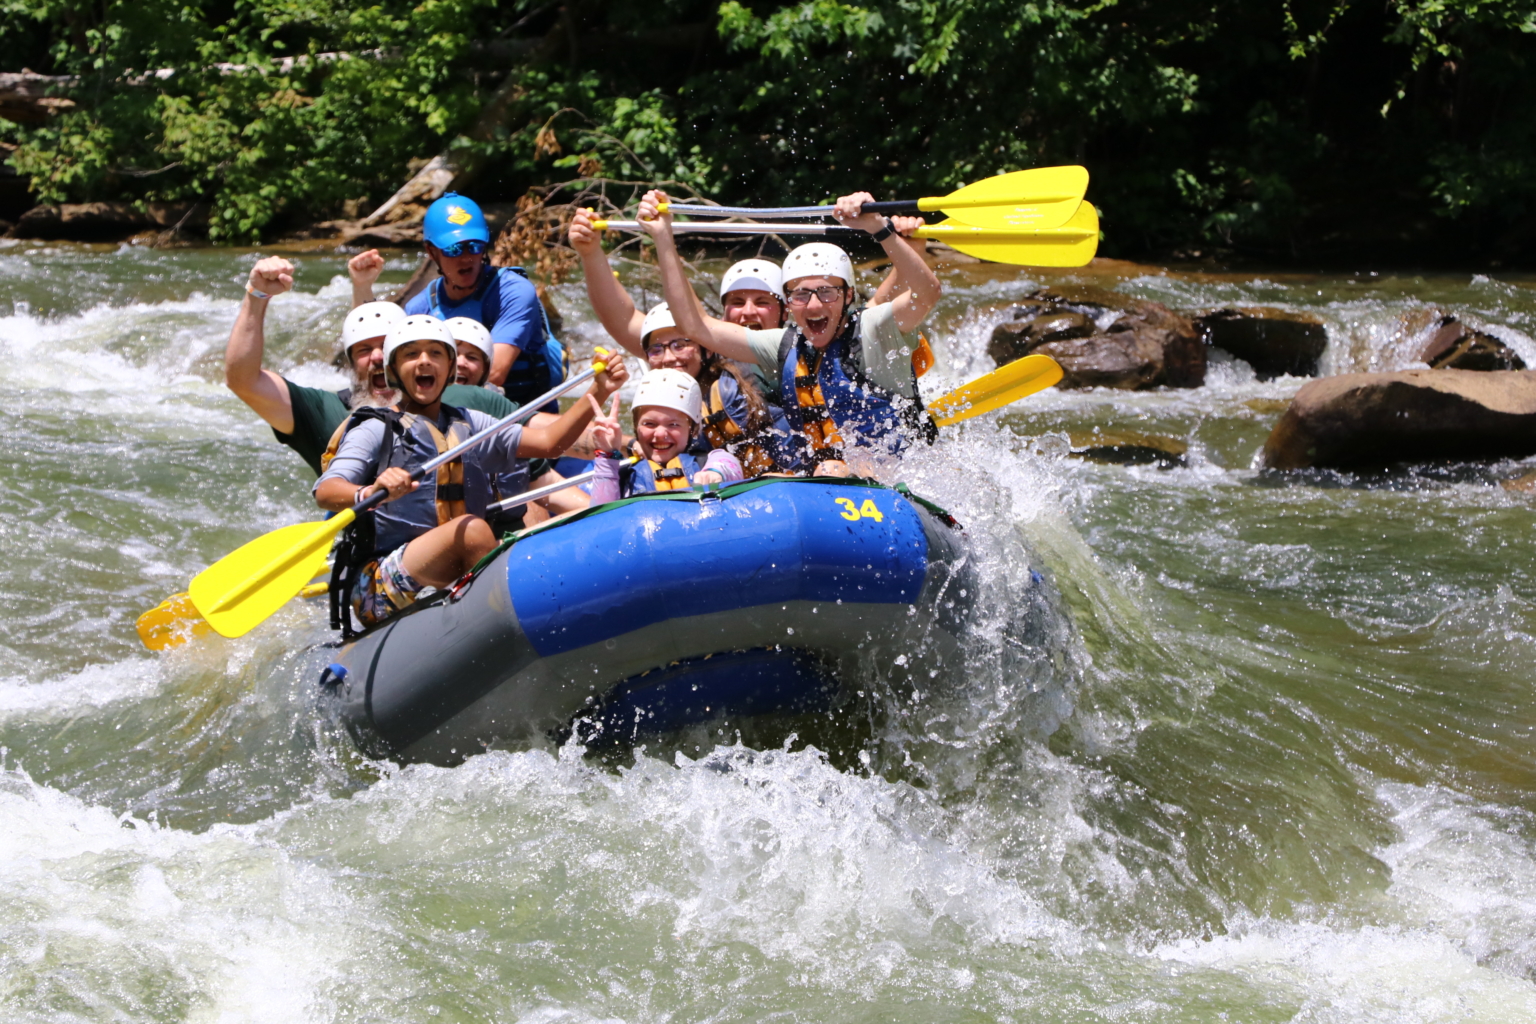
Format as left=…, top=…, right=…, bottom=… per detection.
left=2, top=242, right=1535, bottom=1022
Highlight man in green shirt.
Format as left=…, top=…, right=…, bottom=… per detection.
left=225, top=256, right=527, bottom=476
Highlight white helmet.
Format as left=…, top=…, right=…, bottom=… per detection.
left=780, top=243, right=854, bottom=290
left=640, top=302, right=677, bottom=348
left=444, top=316, right=493, bottom=360
left=720, top=259, right=784, bottom=300
left=632, top=368, right=702, bottom=425
left=382, top=314, right=456, bottom=384
left=340, top=301, right=407, bottom=354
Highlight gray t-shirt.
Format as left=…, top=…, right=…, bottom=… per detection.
left=741, top=302, right=914, bottom=396
left=315, top=411, right=525, bottom=490
left=315, top=408, right=528, bottom=556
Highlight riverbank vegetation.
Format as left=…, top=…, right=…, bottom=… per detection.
left=2, top=0, right=1533, bottom=263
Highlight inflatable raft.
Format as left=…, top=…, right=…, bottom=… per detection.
left=320, top=477, right=973, bottom=764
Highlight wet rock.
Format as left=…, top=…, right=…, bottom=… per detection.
left=1194, top=307, right=1328, bottom=379
left=986, top=286, right=1204, bottom=389
left=1501, top=469, right=1536, bottom=493
left=1406, top=309, right=1525, bottom=371
left=1261, top=369, right=1536, bottom=470
left=987, top=309, right=1095, bottom=364
left=1068, top=429, right=1188, bottom=468
left=1033, top=334, right=1165, bottom=390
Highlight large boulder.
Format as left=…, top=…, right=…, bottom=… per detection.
left=1261, top=369, right=1536, bottom=470
left=1194, top=307, right=1328, bottom=379
left=987, top=287, right=1205, bottom=389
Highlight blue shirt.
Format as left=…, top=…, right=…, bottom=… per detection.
left=406, top=265, right=565, bottom=408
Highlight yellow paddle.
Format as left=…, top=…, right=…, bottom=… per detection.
left=136, top=581, right=328, bottom=651
left=656, top=166, right=1089, bottom=231
left=927, top=354, right=1064, bottom=427
left=138, top=357, right=609, bottom=647
left=594, top=201, right=1100, bottom=268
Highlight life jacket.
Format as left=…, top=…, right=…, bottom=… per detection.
left=426, top=266, right=567, bottom=408
left=776, top=308, right=937, bottom=465
left=321, top=404, right=493, bottom=635
left=619, top=452, right=706, bottom=496
left=700, top=374, right=781, bottom=477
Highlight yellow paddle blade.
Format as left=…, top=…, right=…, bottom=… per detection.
left=136, top=592, right=213, bottom=651
left=927, top=354, right=1064, bottom=427
left=916, top=201, right=1099, bottom=267
left=188, top=512, right=353, bottom=639
left=135, top=576, right=332, bottom=651
left=923, top=166, right=1089, bottom=230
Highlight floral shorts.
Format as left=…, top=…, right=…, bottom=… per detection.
left=351, top=546, right=425, bottom=627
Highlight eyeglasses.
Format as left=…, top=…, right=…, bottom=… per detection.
left=644, top=338, right=698, bottom=358
left=437, top=238, right=490, bottom=258
left=786, top=286, right=844, bottom=306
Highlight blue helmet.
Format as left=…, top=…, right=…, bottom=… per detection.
left=423, top=193, right=491, bottom=251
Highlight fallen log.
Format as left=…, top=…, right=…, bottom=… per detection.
left=0, top=71, right=77, bottom=124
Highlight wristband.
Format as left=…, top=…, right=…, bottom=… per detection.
left=246, top=282, right=273, bottom=300
left=869, top=218, right=895, bottom=243
left=593, top=450, right=620, bottom=461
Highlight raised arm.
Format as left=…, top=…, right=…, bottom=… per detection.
left=834, top=194, right=941, bottom=333
left=225, top=257, right=299, bottom=434
left=635, top=190, right=758, bottom=364
left=518, top=353, right=630, bottom=457
left=869, top=216, right=926, bottom=306
left=348, top=249, right=386, bottom=308
left=570, top=208, right=646, bottom=356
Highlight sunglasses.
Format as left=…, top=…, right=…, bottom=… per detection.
left=437, top=238, right=490, bottom=258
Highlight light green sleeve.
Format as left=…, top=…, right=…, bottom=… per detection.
left=857, top=302, right=916, bottom=394
left=742, top=328, right=786, bottom=394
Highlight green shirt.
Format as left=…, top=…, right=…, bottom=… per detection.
left=276, top=379, right=519, bottom=475
left=740, top=302, right=913, bottom=396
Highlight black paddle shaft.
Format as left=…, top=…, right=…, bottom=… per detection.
left=860, top=200, right=922, bottom=216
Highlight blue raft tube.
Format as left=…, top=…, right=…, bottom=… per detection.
left=319, top=477, right=975, bottom=764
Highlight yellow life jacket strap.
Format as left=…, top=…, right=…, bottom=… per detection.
left=649, top=456, right=693, bottom=492
left=319, top=418, right=350, bottom=474
left=793, top=350, right=845, bottom=461
left=702, top=378, right=773, bottom=476
left=400, top=412, right=469, bottom=524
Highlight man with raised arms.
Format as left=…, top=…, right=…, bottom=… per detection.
left=637, top=189, right=942, bottom=477
left=225, top=256, right=526, bottom=477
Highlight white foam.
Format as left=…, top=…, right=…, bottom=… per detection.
left=1378, top=781, right=1536, bottom=981
left=0, top=659, right=164, bottom=716
left=0, top=764, right=355, bottom=1023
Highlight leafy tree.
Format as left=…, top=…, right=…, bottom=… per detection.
left=2, top=0, right=1534, bottom=260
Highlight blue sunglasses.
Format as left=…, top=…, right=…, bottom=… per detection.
left=437, top=238, right=490, bottom=258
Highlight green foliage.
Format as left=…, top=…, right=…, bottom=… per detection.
left=3, top=0, right=1536, bottom=258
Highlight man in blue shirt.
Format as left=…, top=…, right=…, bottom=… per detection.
left=403, top=193, right=565, bottom=409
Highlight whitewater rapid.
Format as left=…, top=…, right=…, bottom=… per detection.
left=2, top=240, right=1535, bottom=1022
